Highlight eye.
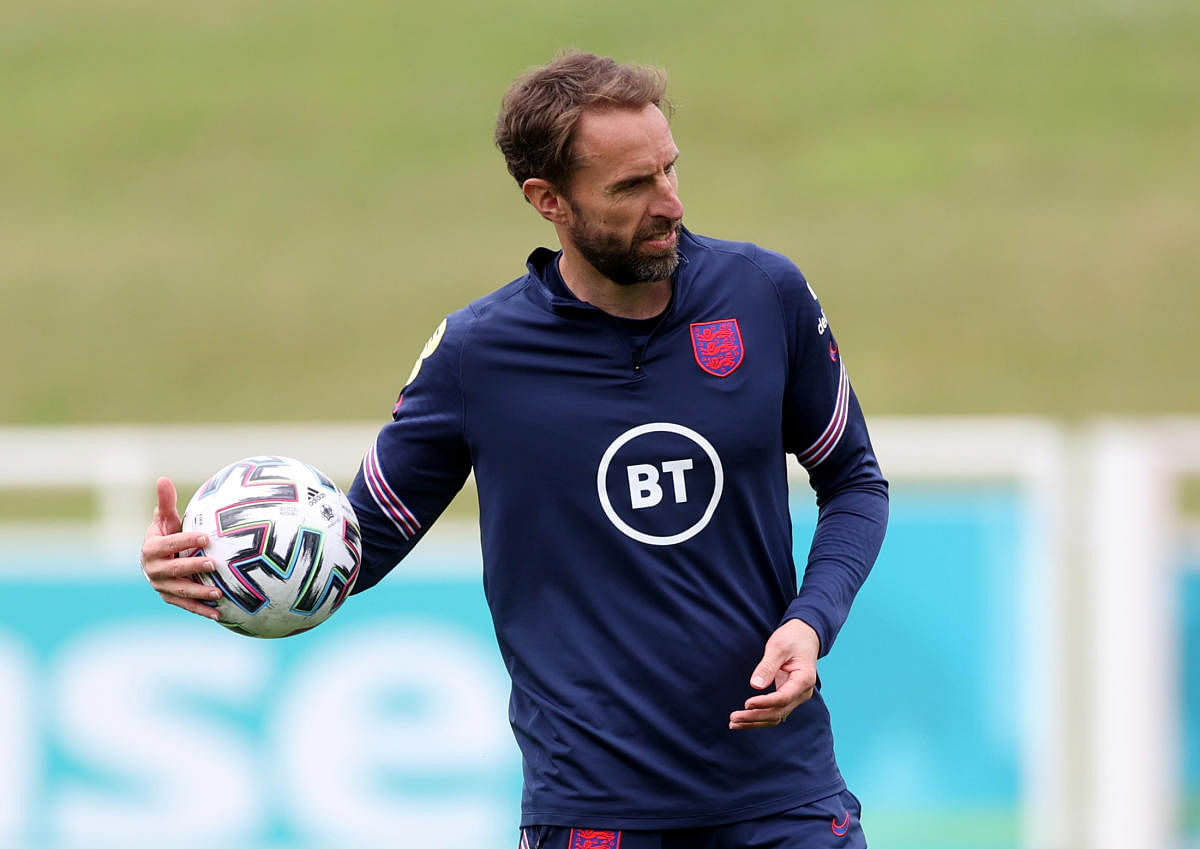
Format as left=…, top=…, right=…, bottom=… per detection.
left=613, top=176, right=649, bottom=194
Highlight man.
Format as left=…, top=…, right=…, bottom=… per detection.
left=142, top=51, right=888, bottom=849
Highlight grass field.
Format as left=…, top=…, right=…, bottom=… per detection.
left=2, top=0, right=1197, bottom=425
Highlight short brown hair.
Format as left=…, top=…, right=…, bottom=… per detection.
left=495, top=50, right=670, bottom=189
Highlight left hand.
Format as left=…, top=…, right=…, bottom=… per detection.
left=728, top=618, right=821, bottom=730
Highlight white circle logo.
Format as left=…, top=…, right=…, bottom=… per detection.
left=596, top=422, right=724, bottom=546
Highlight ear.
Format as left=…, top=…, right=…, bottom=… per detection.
left=522, top=178, right=569, bottom=224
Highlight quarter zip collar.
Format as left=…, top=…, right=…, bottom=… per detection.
left=525, top=228, right=693, bottom=321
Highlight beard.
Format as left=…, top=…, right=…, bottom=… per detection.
left=566, top=210, right=682, bottom=287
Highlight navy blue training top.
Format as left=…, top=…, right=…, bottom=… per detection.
left=348, top=228, right=889, bottom=829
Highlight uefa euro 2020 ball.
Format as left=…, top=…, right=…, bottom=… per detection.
left=181, top=456, right=362, bottom=638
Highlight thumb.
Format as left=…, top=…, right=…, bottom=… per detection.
left=749, top=653, right=780, bottom=691
left=154, top=477, right=182, bottom=531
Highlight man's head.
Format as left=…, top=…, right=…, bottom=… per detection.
left=495, top=50, right=671, bottom=191
left=496, top=52, right=685, bottom=288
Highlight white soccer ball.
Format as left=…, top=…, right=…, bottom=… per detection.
left=181, top=456, right=362, bottom=638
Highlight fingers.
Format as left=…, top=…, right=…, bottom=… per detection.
left=144, top=548, right=215, bottom=581
left=147, top=561, right=223, bottom=621
left=140, top=531, right=223, bottom=621
left=142, top=529, right=209, bottom=562
left=144, top=552, right=219, bottom=588
left=155, top=574, right=221, bottom=602
left=744, top=678, right=811, bottom=712
left=728, top=710, right=787, bottom=730
left=730, top=657, right=817, bottom=730
left=728, top=680, right=814, bottom=730
left=158, top=589, right=223, bottom=621
left=732, top=662, right=792, bottom=728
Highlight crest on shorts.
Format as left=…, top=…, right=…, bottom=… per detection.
left=690, top=318, right=744, bottom=377
left=570, top=829, right=621, bottom=849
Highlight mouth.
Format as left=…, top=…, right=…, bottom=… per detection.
left=641, top=225, right=679, bottom=251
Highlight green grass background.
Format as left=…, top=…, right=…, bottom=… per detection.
left=3, top=0, right=1197, bottom=424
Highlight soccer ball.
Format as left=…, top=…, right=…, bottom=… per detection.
left=181, top=456, right=362, bottom=638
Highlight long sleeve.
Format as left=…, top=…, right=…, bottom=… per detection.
left=767, top=249, right=889, bottom=656
left=347, top=314, right=474, bottom=592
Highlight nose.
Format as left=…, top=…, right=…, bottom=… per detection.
left=651, top=173, right=684, bottom=221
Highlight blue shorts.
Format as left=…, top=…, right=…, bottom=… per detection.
left=518, top=790, right=866, bottom=849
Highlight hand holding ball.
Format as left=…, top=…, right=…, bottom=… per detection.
left=181, top=456, right=361, bottom=638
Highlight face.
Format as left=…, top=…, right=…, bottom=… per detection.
left=560, top=104, right=685, bottom=286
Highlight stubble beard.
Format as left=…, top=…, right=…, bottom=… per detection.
left=567, top=213, right=682, bottom=287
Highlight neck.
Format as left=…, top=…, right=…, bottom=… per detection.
left=557, top=250, right=672, bottom=320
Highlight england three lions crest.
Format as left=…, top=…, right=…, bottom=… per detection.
left=690, top=319, right=744, bottom=377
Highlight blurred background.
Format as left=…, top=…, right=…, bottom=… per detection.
left=1, top=0, right=1197, bottom=847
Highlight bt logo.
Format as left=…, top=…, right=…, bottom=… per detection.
left=626, top=459, right=694, bottom=510
left=596, top=423, right=724, bottom=546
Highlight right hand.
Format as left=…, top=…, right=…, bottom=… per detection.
left=140, top=477, right=222, bottom=621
